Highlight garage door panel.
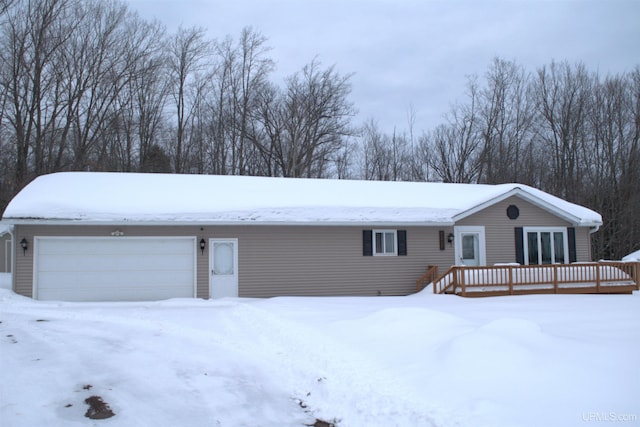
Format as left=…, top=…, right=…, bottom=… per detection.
left=35, top=237, right=196, bottom=301
left=37, top=283, right=193, bottom=302
left=38, top=238, right=194, bottom=255
left=38, top=253, right=194, bottom=272
left=38, top=269, right=193, bottom=288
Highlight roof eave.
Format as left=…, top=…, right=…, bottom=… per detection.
left=2, top=218, right=455, bottom=227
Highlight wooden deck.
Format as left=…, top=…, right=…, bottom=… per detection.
left=417, top=262, right=640, bottom=297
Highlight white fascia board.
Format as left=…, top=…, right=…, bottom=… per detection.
left=452, top=188, right=593, bottom=226
left=3, top=218, right=455, bottom=227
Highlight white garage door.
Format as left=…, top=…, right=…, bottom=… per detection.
left=34, top=237, right=196, bottom=301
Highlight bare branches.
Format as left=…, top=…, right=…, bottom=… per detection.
left=0, top=1, right=637, bottom=259
left=256, top=59, right=355, bottom=177
left=350, top=58, right=639, bottom=260
left=166, top=26, right=212, bottom=173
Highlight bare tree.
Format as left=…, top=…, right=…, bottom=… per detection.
left=231, top=27, right=273, bottom=174
left=477, top=58, right=535, bottom=184
left=259, top=59, right=355, bottom=177
left=532, top=61, right=592, bottom=199
left=65, top=0, right=144, bottom=171
left=110, top=17, right=168, bottom=171
left=166, top=26, right=212, bottom=173
left=411, top=132, right=435, bottom=182
left=358, top=119, right=411, bottom=181
left=586, top=70, right=640, bottom=259
left=332, top=137, right=355, bottom=179
left=249, top=81, right=281, bottom=176
left=427, top=80, right=482, bottom=183
left=0, top=0, right=73, bottom=189
left=0, top=0, right=16, bottom=18
left=207, top=27, right=273, bottom=175
left=360, top=119, right=388, bottom=180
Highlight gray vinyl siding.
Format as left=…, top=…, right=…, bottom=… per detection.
left=456, top=195, right=594, bottom=265
left=13, top=224, right=456, bottom=299
left=574, top=227, right=592, bottom=262
left=234, top=226, right=453, bottom=297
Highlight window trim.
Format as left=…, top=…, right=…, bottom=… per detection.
left=372, top=229, right=398, bottom=256
left=522, top=227, right=569, bottom=265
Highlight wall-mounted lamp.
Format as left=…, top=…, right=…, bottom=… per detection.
left=20, top=238, right=28, bottom=255
left=447, top=233, right=455, bottom=244
left=110, top=229, right=124, bottom=237
left=199, top=238, right=206, bottom=255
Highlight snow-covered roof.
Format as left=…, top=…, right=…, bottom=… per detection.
left=1, top=172, right=602, bottom=226
left=622, top=250, right=640, bottom=262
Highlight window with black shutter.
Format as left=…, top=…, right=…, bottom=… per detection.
left=363, top=229, right=407, bottom=256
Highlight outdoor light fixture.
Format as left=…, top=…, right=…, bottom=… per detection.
left=199, top=238, right=206, bottom=255
left=447, top=233, right=455, bottom=244
left=20, top=238, right=28, bottom=255
left=110, top=229, right=124, bottom=237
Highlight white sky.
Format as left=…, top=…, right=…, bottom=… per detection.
left=125, top=0, right=640, bottom=133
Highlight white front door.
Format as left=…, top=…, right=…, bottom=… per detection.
left=209, top=238, right=238, bottom=298
left=454, top=226, right=486, bottom=266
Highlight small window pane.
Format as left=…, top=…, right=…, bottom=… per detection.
left=541, top=232, right=552, bottom=264
left=554, top=232, right=565, bottom=264
left=373, top=230, right=396, bottom=255
left=527, top=232, right=539, bottom=265
left=213, top=242, right=234, bottom=275
left=375, top=232, right=384, bottom=253
left=462, top=235, right=475, bottom=259
left=384, top=232, right=395, bottom=253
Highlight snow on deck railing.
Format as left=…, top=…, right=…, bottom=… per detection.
left=431, top=261, right=639, bottom=296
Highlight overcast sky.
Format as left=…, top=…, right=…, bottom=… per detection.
left=126, top=0, right=640, bottom=133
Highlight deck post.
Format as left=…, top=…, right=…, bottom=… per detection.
left=595, top=263, right=601, bottom=293
left=508, top=266, right=513, bottom=295
left=553, top=265, right=558, bottom=294
left=459, top=267, right=466, bottom=297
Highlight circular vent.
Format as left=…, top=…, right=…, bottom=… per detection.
left=507, top=205, right=520, bottom=220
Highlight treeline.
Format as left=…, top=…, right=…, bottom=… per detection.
left=359, top=59, right=640, bottom=260
left=1, top=0, right=638, bottom=259
left=0, top=0, right=355, bottom=183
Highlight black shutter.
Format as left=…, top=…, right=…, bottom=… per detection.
left=363, top=230, right=373, bottom=256
left=397, top=230, right=407, bottom=256
left=568, top=227, right=577, bottom=263
left=515, top=227, right=524, bottom=264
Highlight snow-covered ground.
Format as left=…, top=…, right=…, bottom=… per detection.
left=1, top=289, right=638, bottom=427
left=0, top=273, right=10, bottom=290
